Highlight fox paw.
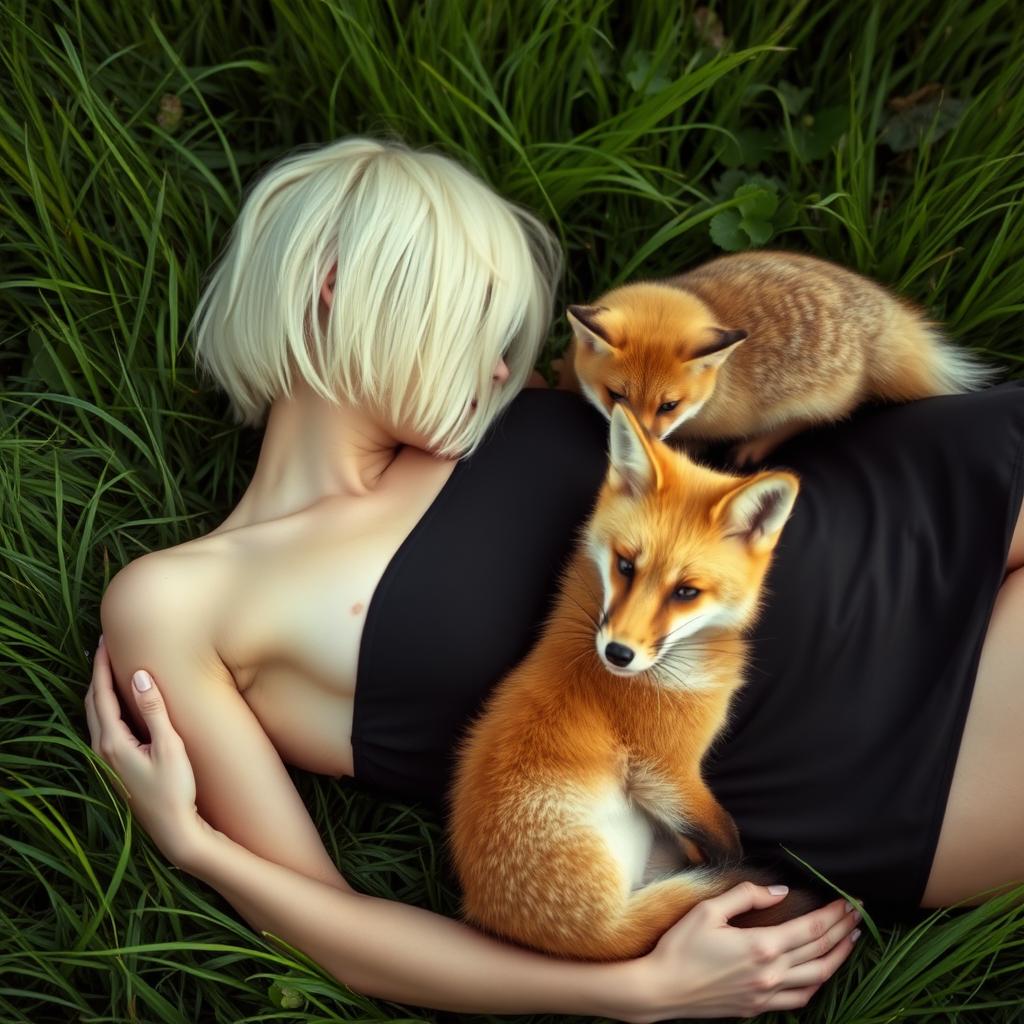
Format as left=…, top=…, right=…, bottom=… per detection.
left=731, top=436, right=778, bottom=467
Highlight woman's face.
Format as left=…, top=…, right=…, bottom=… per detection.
left=320, top=265, right=510, bottom=402
left=391, top=353, right=511, bottom=454
left=319, top=269, right=514, bottom=452
left=493, top=355, right=510, bottom=385
left=471, top=355, right=510, bottom=411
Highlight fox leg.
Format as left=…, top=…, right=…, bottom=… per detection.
left=677, top=833, right=707, bottom=864
left=732, top=419, right=809, bottom=466
left=626, top=763, right=742, bottom=867
left=677, top=781, right=743, bottom=864
left=641, top=826, right=691, bottom=883
left=734, top=378, right=869, bottom=467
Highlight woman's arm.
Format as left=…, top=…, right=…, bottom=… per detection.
left=87, top=640, right=858, bottom=1021
left=184, top=824, right=644, bottom=1019
left=100, top=554, right=355, bottom=906
left=180, top=826, right=857, bottom=1022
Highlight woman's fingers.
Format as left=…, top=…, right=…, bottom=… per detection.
left=764, top=983, right=824, bottom=1012
left=89, top=642, right=140, bottom=750
left=705, top=881, right=791, bottom=924
left=747, top=897, right=853, bottom=959
left=83, top=682, right=101, bottom=751
left=125, top=669, right=181, bottom=750
left=750, top=919, right=860, bottom=1015
left=780, top=926, right=859, bottom=991
left=784, top=902, right=861, bottom=968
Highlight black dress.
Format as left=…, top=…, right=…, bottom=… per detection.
left=348, top=380, right=1024, bottom=919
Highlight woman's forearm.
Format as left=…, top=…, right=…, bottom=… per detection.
left=184, top=825, right=646, bottom=1020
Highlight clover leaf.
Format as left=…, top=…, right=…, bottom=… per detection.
left=735, top=183, right=779, bottom=220
left=268, top=981, right=305, bottom=1010
left=708, top=174, right=798, bottom=251
left=709, top=209, right=746, bottom=251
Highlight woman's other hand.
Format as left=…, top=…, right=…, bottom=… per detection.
left=628, top=883, right=860, bottom=1022
left=83, top=637, right=210, bottom=869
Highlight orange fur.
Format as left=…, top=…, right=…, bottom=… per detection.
left=448, top=406, right=808, bottom=960
left=567, top=250, right=998, bottom=454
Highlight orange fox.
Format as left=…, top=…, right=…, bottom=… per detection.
left=448, top=404, right=812, bottom=961
left=564, top=250, right=997, bottom=465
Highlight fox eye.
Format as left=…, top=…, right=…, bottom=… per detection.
left=657, top=400, right=679, bottom=415
left=673, top=585, right=701, bottom=601
left=607, top=388, right=626, bottom=404
left=617, top=555, right=634, bottom=578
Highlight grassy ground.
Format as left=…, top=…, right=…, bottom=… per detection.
left=2, top=0, right=1024, bottom=1020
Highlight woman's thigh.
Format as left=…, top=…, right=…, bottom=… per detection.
left=920, top=495, right=1024, bottom=906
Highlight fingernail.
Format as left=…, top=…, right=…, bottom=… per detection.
left=768, top=885, right=789, bottom=895
left=132, top=670, right=152, bottom=692
left=852, top=910, right=861, bottom=924
left=845, top=901, right=853, bottom=912
left=98, top=634, right=105, bottom=648
left=850, top=928, right=862, bottom=943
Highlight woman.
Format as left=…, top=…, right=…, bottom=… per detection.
left=83, top=136, right=1024, bottom=1021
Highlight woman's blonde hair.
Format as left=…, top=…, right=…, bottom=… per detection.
left=190, top=136, right=562, bottom=456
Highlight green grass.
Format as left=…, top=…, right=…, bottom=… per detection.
left=2, top=0, right=1024, bottom=1020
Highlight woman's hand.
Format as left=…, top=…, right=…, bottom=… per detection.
left=83, top=638, right=210, bottom=869
left=627, top=883, right=861, bottom=1022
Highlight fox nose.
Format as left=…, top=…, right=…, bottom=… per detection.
left=605, top=642, right=635, bottom=667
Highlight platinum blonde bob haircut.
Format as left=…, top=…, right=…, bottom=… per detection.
left=190, top=136, right=563, bottom=456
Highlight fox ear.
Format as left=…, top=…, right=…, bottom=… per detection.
left=692, top=327, right=747, bottom=368
left=608, top=404, right=664, bottom=495
left=567, top=305, right=616, bottom=355
left=714, top=471, right=799, bottom=552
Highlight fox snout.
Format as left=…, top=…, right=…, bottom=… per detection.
left=604, top=641, right=635, bottom=667
left=631, top=408, right=665, bottom=439
left=597, top=626, right=658, bottom=675
left=596, top=396, right=702, bottom=442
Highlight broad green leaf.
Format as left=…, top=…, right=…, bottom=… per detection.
left=735, top=182, right=779, bottom=219
left=880, top=96, right=968, bottom=152
left=739, top=216, right=774, bottom=245
left=709, top=209, right=746, bottom=250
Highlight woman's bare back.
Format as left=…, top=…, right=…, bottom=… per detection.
left=114, top=445, right=459, bottom=780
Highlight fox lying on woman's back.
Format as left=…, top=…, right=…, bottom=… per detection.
left=563, top=250, right=996, bottom=465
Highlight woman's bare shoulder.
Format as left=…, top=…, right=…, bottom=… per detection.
left=100, top=532, right=238, bottom=643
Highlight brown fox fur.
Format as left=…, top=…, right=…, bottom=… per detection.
left=448, top=405, right=813, bottom=961
left=565, top=250, right=997, bottom=464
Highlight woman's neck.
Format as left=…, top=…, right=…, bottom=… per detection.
left=213, top=378, right=408, bottom=531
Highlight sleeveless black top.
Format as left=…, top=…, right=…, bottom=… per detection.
left=349, top=380, right=1024, bottom=918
